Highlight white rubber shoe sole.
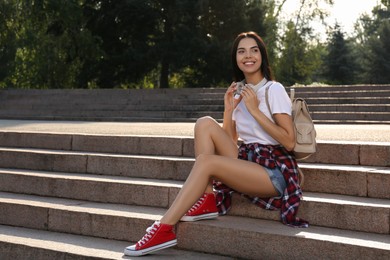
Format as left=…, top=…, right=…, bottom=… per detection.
left=124, top=239, right=178, bottom=256
left=180, top=212, right=218, bottom=222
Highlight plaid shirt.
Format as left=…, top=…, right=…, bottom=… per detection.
left=213, top=143, right=309, bottom=228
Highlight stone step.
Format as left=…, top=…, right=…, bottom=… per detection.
left=0, top=225, right=231, bottom=260
left=1, top=112, right=389, bottom=124
left=313, top=119, right=390, bottom=124
left=0, top=102, right=225, bottom=112
left=0, top=122, right=389, bottom=259
left=2, top=89, right=389, bottom=105
left=309, top=104, right=390, bottom=112
left=178, top=216, right=390, bottom=260
left=0, top=95, right=226, bottom=107
left=0, top=147, right=194, bottom=181
left=0, top=192, right=389, bottom=259
left=304, top=96, right=390, bottom=105
left=287, top=84, right=390, bottom=91
left=0, top=131, right=193, bottom=157
left=311, top=111, right=390, bottom=121
left=300, top=163, right=390, bottom=199
left=0, top=168, right=389, bottom=234
left=2, top=86, right=390, bottom=123
left=0, top=168, right=182, bottom=208
left=287, top=85, right=390, bottom=93
left=2, top=95, right=389, bottom=107
left=293, top=89, right=390, bottom=98
left=1, top=132, right=389, bottom=167
left=0, top=108, right=223, bottom=119
left=0, top=114, right=202, bottom=123
left=1, top=109, right=388, bottom=124
left=2, top=85, right=390, bottom=99
left=0, top=148, right=389, bottom=199
left=2, top=102, right=389, bottom=114
left=0, top=90, right=211, bottom=99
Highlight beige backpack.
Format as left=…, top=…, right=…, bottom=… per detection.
left=265, top=85, right=317, bottom=161
left=265, top=85, right=317, bottom=187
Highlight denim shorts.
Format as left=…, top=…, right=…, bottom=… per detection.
left=264, top=167, right=286, bottom=198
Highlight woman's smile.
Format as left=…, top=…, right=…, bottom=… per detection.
left=243, top=61, right=256, bottom=66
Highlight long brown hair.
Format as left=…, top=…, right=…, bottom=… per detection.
left=231, top=31, right=274, bottom=82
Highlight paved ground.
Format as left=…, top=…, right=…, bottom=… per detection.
left=0, top=119, right=389, bottom=143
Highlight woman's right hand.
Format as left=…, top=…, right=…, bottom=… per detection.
left=224, top=82, right=242, bottom=112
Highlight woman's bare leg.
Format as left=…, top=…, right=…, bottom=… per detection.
left=193, top=116, right=237, bottom=193
left=194, top=116, right=237, bottom=157
left=161, top=153, right=277, bottom=225
left=160, top=117, right=277, bottom=225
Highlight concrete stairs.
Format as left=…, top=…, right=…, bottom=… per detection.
left=0, top=130, right=389, bottom=259
left=290, top=85, right=390, bottom=124
left=1, top=84, right=390, bottom=124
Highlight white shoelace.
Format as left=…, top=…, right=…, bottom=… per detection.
left=188, top=195, right=206, bottom=213
left=137, top=222, right=159, bottom=246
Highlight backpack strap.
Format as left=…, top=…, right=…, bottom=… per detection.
left=265, top=82, right=274, bottom=120
left=266, top=86, right=296, bottom=117
left=290, top=88, right=295, bottom=102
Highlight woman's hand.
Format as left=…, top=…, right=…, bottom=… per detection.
left=241, top=86, right=259, bottom=114
left=224, top=82, right=242, bottom=112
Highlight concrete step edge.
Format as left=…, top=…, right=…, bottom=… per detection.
left=0, top=132, right=390, bottom=167
left=178, top=216, right=390, bottom=259
left=0, top=147, right=195, bottom=181
left=1, top=145, right=389, bottom=170
left=0, top=169, right=183, bottom=208
left=0, top=192, right=389, bottom=259
left=1, top=167, right=389, bottom=205
left=0, top=166, right=389, bottom=234
left=0, top=225, right=230, bottom=260
left=1, top=191, right=389, bottom=243
left=0, top=146, right=190, bottom=160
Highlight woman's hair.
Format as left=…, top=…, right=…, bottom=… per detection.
left=231, top=31, right=274, bottom=82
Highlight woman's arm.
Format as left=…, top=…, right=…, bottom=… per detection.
left=222, top=83, right=241, bottom=143
left=223, top=110, right=238, bottom=143
left=240, top=87, right=296, bottom=151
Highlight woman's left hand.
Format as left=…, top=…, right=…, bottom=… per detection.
left=241, top=86, right=259, bottom=114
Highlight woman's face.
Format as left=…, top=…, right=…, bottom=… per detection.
left=236, top=37, right=262, bottom=76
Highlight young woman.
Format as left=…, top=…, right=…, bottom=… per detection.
left=124, top=31, right=308, bottom=257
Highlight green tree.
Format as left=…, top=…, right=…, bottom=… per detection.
left=155, top=0, right=206, bottom=88
left=323, top=23, right=357, bottom=84
left=353, top=0, right=390, bottom=83
left=275, top=0, right=334, bottom=86
left=0, top=0, right=279, bottom=89
left=1, top=0, right=102, bottom=89
left=82, top=0, right=160, bottom=88
left=366, top=20, right=390, bottom=83
left=0, top=1, right=17, bottom=88
left=180, top=0, right=273, bottom=88
left=365, top=1, right=390, bottom=83
left=276, top=21, right=312, bottom=85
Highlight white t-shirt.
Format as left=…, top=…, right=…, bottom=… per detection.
left=232, top=79, right=292, bottom=145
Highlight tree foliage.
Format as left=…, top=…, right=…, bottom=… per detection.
left=274, top=0, right=334, bottom=86
left=0, top=0, right=389, bottom=89
left=363, top=1, right=390, bottom=83
left=322, top=23, right=358, bottom=85
left=1, top=0, right=103, bottom=88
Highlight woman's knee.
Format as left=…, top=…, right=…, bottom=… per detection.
left=194, top=154, right=218, bottom=173
left=195, top=116, right=217, bottom=129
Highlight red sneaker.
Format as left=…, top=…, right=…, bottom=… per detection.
left=124, top=221, right=177, bottom=256
left=180, top=192, right=219, bottom=222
